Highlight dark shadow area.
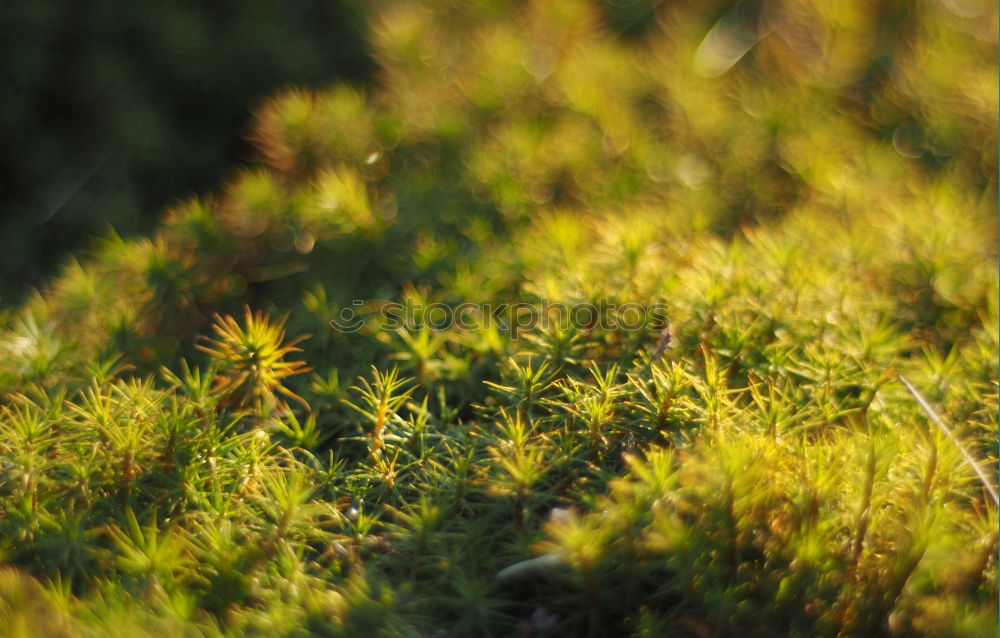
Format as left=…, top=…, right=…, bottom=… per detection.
left=0, top=0, right=373, bottom=302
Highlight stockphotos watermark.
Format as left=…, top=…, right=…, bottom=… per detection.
left=329, top=298, right=669, bottom=338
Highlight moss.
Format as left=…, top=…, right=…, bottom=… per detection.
left=0, top=0, right=995, bottom=635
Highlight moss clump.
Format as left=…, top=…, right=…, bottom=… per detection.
left=0, top=1, right=995, bottom=636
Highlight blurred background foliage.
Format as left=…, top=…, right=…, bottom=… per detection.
left=0, top=0, right=680, bottom=303
left=0, top=0, right=372, bottom=302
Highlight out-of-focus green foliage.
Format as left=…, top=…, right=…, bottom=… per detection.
left=0, top=0, right=995, bottom=636
left=0, top=0, right=372, bottom=302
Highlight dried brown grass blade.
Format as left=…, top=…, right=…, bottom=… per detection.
left=899, top=375, right=999, bottom=507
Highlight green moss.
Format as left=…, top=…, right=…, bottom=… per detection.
left=0, top=1, right=995, bottom=636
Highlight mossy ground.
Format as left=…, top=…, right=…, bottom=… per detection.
left=0, top=1, right=996, bottom=636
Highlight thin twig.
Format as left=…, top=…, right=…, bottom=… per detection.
left=898, top=375, right=999, bottom=507
left=650, top=319, right=674, bottom=362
